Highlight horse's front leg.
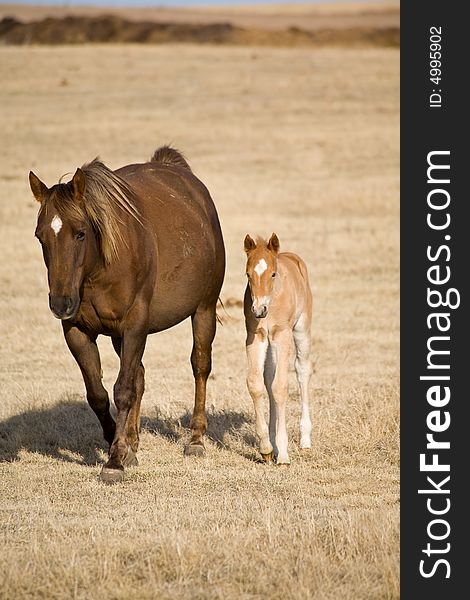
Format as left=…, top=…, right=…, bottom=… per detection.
left=269, top=329, right=292, bottom=465
left=184, top=304, right=216, bottom=457
left=112, top=336, right=144, bottom=459
left=246, top=328, right=273, bottom=462
left=101, top=325, right=147, bottom=484
left=63, top=323, right=115, bottom=446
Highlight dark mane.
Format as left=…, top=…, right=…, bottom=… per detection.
left=45, top=159, right=141, bottom=265
left=151, top=145, right=192, bottom=172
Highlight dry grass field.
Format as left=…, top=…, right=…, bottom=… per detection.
left=0, top=34, right=399, bottom=600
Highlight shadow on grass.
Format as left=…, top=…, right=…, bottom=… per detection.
left=0, top=395, right=106, bottom=466
left=0, top=396, right=259, bottom=465
left=143, top=408, right=260, bottom=462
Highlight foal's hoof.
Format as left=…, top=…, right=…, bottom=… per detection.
left=123, top=448, right=139, bottom=467
left=100, top=466, right=124, bottom=485
left=184, top=443, right=206, bottom=458
left=261, top=451, right=274, bottom=464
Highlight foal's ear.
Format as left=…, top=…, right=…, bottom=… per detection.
left=267, top=233, right=280, bottom=255
left=244, top=234, right=256, bottom=253
left=29, top=171, right=49, bottom=204
left=72, top=168, right=86, bottom=202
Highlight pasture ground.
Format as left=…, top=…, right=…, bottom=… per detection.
left=0, top=42, right=399, bottom=599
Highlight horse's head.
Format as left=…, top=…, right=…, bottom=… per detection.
left=30, top=168, right=98, bottom=320
left=244, top=233, right=280, bottom=319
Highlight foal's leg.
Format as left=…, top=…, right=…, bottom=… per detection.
left=263, top=343, right=277, bottom=457
left=293, top=316, right=312, bottom=449
left=246, top=329, right=272, bottom=461
left=112, top=337, right=144, bottom=464
left=101, top=320, right=147, bottom=483
left=184, top=304, right=217, bottom=457
left=63, top=323, right=115, bottom=446
left=269, top=329, right=292, bottom=465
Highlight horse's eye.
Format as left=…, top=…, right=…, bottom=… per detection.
left=272, top=272, right=276, bottom=278
left=76, top=231, right=85, bottom=241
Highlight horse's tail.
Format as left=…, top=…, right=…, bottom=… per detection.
left=150, top=145, right=192, bottom=172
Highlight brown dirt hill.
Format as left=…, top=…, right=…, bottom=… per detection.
left=0, top=14, right=399, bottom=47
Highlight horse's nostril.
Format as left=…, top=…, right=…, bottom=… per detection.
left=49, top=295, right=76, bottom=319
left=252, top=304, right=267, bottom=319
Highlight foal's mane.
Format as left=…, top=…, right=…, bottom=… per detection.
left=255, top=236, right=269, bottom=248
left=49, top=159, right=141, bottom=265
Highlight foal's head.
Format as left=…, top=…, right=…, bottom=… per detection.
left=244, top=233, right=280, bottom=318
left=30, top=168, right=99, bottom=320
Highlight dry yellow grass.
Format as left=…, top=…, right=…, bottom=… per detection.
left=0, top=42, right=399, bottom=599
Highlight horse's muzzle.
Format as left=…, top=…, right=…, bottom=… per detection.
left=49, top=295, right=78, bottom=320
left=252, top=305, right=268, bottom=319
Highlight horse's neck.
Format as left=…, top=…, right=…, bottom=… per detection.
left=272, top=258, right=287, bottom=298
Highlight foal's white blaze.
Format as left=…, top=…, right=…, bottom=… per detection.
left=254, top=259, right=267, bottom=276
left=50, top=215, right=63, bottom=236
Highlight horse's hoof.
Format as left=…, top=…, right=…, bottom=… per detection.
left=123, top=448, right=138, bottom=467
left=261, top=451, right=274, bottom=463
left=276, top=458, right=291, bottom=467
left=100, top=466, right=124, bottom=485
left=184, top=443, right=206, bottom=457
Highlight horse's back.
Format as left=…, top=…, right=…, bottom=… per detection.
left=116, top=162, right=225, bottom=331
left=280, top=252, right=311, bottom=289
left=279, top=252, right=312, bottom=323
left=117, top=162, right=219, bottom=226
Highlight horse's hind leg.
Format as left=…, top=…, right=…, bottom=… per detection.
left=63, top=323, right=115, bottom=446
left=112, top=337, right=144, bottom=466
left=185, top=304, right=216, bottom=457
left=293, top=316, right=312, bottom=449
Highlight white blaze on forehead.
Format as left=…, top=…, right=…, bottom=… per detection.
left=50, top=215, right=62, bottom=236
left=254, top=259, right=267, bottom=276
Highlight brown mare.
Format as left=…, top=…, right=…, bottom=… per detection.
left=30, top=146, right=225, bottom=483
left=244, top=234, right=313, bottom=465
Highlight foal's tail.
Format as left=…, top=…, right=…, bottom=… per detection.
left=216, top=297, right=233, bottom=325
left=150, top=145, right=192, bottom=172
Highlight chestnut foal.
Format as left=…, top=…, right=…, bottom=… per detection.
left=244, top=234, right=313, bottom=464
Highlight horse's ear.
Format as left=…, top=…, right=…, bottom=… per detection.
left=267, top=233, right=280, bottom=255
left=29, top=171, right=48, bottom=204
left=72, top=168, right=86, bottom=202
left=244, top=234, right=256, bottom=254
